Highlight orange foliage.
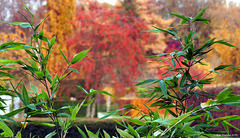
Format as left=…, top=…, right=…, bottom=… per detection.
left=120, top=98, right=178, bottom=118
left=208, top=20, right=240, bottom=84
left=44, top=0, right=76, bottom=75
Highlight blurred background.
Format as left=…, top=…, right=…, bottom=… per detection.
left=0, top=0, right=240, bottom=120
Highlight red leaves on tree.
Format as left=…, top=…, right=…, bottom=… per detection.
left=67, top=2, right=152, bottom=96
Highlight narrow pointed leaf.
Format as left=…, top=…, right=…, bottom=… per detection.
left=192, top=7, right=207, bottom=22
left=67, top=68, right=79, bottom=73
left=77, top=126, right=87, bottom=138
left=45, top=131, right=56, bottom=138
left=170, top=12, right=190, bottom=21
left=160, top=80, right=168, bottom=98
left=87, top=89, right=113, bottom=97
left=23, top=4, right=34, bottom=25
left=70, top=48, right=91, bottom=64
left=0, top=119, right=13, bottom=137
left=58, top=48, right=69, bottom=65
left=34, top=14, right=50, bottom=31
left=2, top=21, right=32, bottom=28
left=116, top=128, right=134, bottom=138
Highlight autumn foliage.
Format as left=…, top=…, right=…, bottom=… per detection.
left=66, top=2, right=152, bottom=96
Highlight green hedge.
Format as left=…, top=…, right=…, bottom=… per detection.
left=4, top=120, right=126, bottom=138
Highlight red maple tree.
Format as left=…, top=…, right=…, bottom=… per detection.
left=66, top=2, right=152, bottom=96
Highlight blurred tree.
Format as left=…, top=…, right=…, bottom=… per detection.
left=44, top=0, right=76, bottom=75
left=203, top=1, right=240, bottom=84
left=208, top=21, right=240, bottom=84
left=67, top=1, right=152, bottom=117
left=68, top=1, right=151, bottom=96
left=120, top=0, right=175, bottom=79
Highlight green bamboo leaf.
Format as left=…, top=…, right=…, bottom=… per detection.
left=57, top=113, right=70, bottom=117
left=76, top=85, right=88, bottom=94
left=195, top=17, right=210, bottom=24
left=34, top=14, right=50, bottom=31
left=27, top=120, right=55, bottom=127
left=213, top=40, right=235, bottom=47
left=4, top=107, right=25, bottom=117
left=171, top=56, right=176, bottom=67
left=0, top=67, right=15, bottom=71
left=214, top=65, right=231, bottom=71
left=68, top=68, right=79, bottom=73
left=128, top=118, right=146, bottom=125
left=23, top=4, right=34, bottom=25
left=179, top=89, right=188, bottom=94
left=70, top=48, right=91, bottom=64
left=49, top=36, right=56, bottom=49
left=221, top=121, right=229, bottom=134
left=87, top=89, right=113, bottom=97
left=0, top=71, right=17, bottom=79
left=0, top=60, right=20, bottom=65
left=77, top=126, right=87, bottom=138
left=51, top=74, right=59, bottom=89
left=127, top=123, right=140, bottom=138
left=41, top=89, right=49, bottom=101
left=0, top=115, right=16, bottom=124
left=45, top=131, right=56, bottom=138
left=194, top=38, right=216, bottom=55
left=152, top=26, right=177, bottom=37
left=27, top=58, right=38, bottom=70
left=97, top=108, right=126, bottom=121
left=95, top=129, right=100, bottom=136
left=0, top=42, right=33, bottom=51
left=10, top=82, right=25, bottom=105
left=192, top=7, right=208, bottom=22
left=223, top=121, right=240, bottom=131
left=117, top=128, right=134, bottom=138
left=216, top=86, right=233, bottom=102
left=27, top=104, right=37, bottom=110
left=25, top=49, right=38, bottom=60
left=71, top=103, right=80, bottom=120
left=103, top=130, right=111, bottom=138
left=135, top=79, right=160, bottom=86
left=39, top=36, right=48, bottom=43
left=82, top=98, right=95, bottom=107
left=180, top=73, right=186, bottom=87
left=170, top=12, right=190, bottom=21
left=160, top=80, right=168, bottom=98
left=30, top=82, right=38, bottom=95
left=147, top=53, right=168, bottom=57
left=181, top=19, right=188, bottom=24
left=175, top=121, right=193, bottom=136
left=22, top=83, right=29, bottom=105
left=58, top=48, right=69, bottom=65
left=35, top=71, right=44, bottom=79
left=221, top=95, right=240, bottom=103
left=0, top=119, right=13, bottom=137
left=167, top=108, right=178, bottom=117
left=2, top=21, right=32, bottom=28
left=85, top=126, right=99, bottom=138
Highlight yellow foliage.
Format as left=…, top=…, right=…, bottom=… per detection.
left=126, top=98, right=176, bottom=118
left=208, top=20, right=240, bottom=84
left=44, top=0, right=76, bottom=75
left=102, top=86, right=115, bottom=103
left=0, top=26, right=27, bottom=78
